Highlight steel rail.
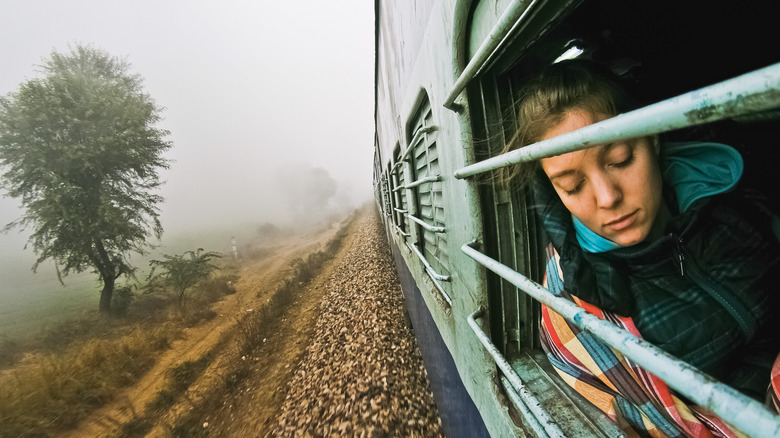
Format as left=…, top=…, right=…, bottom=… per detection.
left=443, top=0, right=542, bottom=110
left=454, top=62, right=780, bottom=178
left=461, top=243, right=780, bottom=438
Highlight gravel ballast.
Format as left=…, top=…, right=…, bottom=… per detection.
left=268, top=210, right=444, bottom=437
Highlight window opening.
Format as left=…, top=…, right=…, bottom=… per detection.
left=462, top=0, right=780, bottom=434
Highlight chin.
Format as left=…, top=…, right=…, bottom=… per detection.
left=615, top=231, right=649, bottom=247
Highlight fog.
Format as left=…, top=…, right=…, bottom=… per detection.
left=0, top=1, right=375, bottom=324
left=0, top=1, right=374, bottom=253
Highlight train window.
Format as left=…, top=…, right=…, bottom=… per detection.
left=404, top=96, right=452, bottom=298
left=460, top=0, right=780, bottom=435
left=380, top=172, right=391, bottom=219
left=391, top=144, right=409, bottom=237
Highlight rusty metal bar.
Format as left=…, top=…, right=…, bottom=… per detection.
left=454, top=62, right=780, bottom=178
left=461, top=243, right=780, bottom=438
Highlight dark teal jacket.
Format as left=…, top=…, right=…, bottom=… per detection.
left=533, top=142, right=780, bottom=398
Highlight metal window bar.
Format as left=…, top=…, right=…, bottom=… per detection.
left=393, top=208, right=408, bottom=214
left=404, top=174, right=441, bottom=189
left=468, top=308, right=567, bottom=438
left=406, top=213, right=446, bottom=233
left=400, top=126, right=437, bottom=162
left=460, top=243, right=780, bottom=438
left=394, top=223, right=410, bottom=237
left=455, top=62, right=780, bottom=179
left=443, top=0, right=542, bottom=110
left=406, top=242, right=453, bottom=307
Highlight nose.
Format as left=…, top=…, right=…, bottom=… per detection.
left=592, top=173, right=622, bottom=209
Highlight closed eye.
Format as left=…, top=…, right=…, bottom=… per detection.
left=563, top=181, right=584, bottom=196
left=610, top=151, right=635, bottom=169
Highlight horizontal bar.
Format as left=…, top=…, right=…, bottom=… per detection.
left=404, top=175, right=441, bottom=189
left=393, top=223, right=410, bottom=237
left=401, top=126, right=436, bottom=162
left=406, top=242, right=453, bottom=306
left=469, top=308, right=567, bottom=438
left=454, top=62, right=780, bottom=178
left=407, top=242, right=451, bottom=283
left=406, top=214, right=446, bottom=233
left=444, top=0, right=541, bottom=110
left=393, top=208, right=408, bottom=214
left=460, top=244, right=780, bottom=438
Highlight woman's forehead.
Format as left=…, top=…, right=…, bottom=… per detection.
left=540, top=108, right=610, bottom=141
left=541, top=148, right=597, bottom=179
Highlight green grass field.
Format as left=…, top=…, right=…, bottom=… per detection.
left=0, top=257, right=98, bottom=339
left=0, top=220, right=272, bottom=341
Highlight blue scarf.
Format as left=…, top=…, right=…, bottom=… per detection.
left=575, top=142, right=743, bottom=253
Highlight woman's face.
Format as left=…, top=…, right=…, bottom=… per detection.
left=539, top=108, right=664, bottom=246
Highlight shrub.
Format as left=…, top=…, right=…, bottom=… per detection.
left=146, top=249, right=222, bottom=308
left=110, top=285, right=135, bottom=316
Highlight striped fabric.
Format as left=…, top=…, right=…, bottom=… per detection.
left=772, top=358, right=780, bottom=413
left=540, top=244, right=780, bottom=437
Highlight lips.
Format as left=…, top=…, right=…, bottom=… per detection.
left=605, top=210, right=639, bottom=231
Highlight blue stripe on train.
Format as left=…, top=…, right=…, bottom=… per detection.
left=389, top=240, right=490, bottom=438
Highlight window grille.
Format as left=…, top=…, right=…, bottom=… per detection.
left=391, top=145, right=409, bottom=236
left=456, top=63, right=780, bottom=437
left=408, top=99, right=450, bottom=291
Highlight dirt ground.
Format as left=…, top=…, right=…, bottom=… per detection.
left=60, top=208, right=442, bottom=437
left=62, top=218, right=345, bottom=438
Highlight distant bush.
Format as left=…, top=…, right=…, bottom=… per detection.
left=0, top=335, right=21, bottom=368
left=110, top=285, right=135, bottom=316
left=257, top=222, right=280, bottom=237
left=199, top=275, right=238, bottom=302
left=146, top=249, right=222, bottom=308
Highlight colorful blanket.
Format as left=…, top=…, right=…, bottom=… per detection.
left=540, top=244, right=780, bottom=437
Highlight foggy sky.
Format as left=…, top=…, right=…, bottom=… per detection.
left=0, top=0, right=375, bottom=258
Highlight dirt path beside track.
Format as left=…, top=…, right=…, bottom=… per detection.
left=62, top=223, right=340, bottom=438
left=60, top=207, right=443, bottom=437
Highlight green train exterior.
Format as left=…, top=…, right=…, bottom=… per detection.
left=373, top=0, right=780, bottom=436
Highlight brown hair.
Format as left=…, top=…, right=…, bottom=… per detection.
left=498, top=60, right=637, bottom=188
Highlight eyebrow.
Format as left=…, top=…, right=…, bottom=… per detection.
left=547, top=168, right=577, bottom=181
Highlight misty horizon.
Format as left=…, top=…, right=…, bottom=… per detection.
left=0, top=1, right=374, bottom=261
